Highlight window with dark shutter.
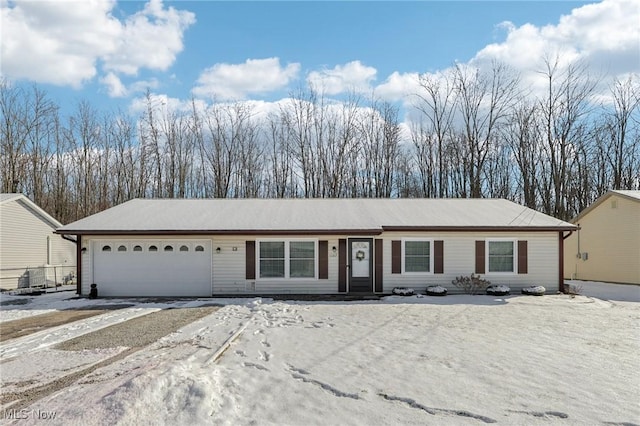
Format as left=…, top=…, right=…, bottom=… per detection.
left=246, top=241, right=256, bottom=280
left=319, top=240, right=328, bottom=279
left=391, top=240, right=401, bottom=274
left=475, top=240, right=485, bottom=274
left=518, top=240, right=528, bottom=274
left=434, top=240, right=444, bottom=274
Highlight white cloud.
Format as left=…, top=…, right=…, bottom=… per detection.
left=471, top=0, right=639, bottom=89
left=374, top=71, right=421, bottom=102
left=192, top=58, right=300, bottom=100
left=100, top=72, right=128, bottom=98
left=1, top=0, right=194, bottom=88
left=307, top=61, right=377, bottom=95
left=102, top=0, right=195, bottom=75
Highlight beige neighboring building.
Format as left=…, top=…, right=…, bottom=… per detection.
left=564, top=190, right=640, bottom=285
left=0, top=193, right=76, bottom=290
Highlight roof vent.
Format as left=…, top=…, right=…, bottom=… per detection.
left=611, top=200, right=618, bottom=209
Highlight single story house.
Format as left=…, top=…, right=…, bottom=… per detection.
left=56, top=198, right=577, bottom=297
left=1, top=193, right=76, bottom=290
left=564, top=190, right=640, bottom=285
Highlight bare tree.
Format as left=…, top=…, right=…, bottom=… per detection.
left=454, top=61, right=520, bottom=198
left=414, top=71, right=457, bottom=197
left=537, top=57, right=598, bottom=219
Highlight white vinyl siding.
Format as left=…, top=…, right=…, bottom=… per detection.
left=383, top=231, right=559, bottom=294
left=81, top=231, right=560, bottom=296
left=0, top=198, right=75, bottom=290
left=212, top=236, right=340, bottom=294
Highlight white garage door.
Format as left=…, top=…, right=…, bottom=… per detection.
left=93, top=240, right=212, bottom=297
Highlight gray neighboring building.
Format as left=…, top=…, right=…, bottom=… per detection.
left=57, top=198, right=577, bottom=297
left=1, top=194, right=76, bottom=290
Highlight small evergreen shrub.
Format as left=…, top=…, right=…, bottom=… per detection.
left=392, top=287, right=415, bottom=296
left=486, top=285, right=510, bottom=296
left=425, top=285, right=448, bottom=296
left=521, top=285, right=545, bottom=296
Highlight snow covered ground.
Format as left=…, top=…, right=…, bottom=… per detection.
left=1, top=283, right=639, bottom=425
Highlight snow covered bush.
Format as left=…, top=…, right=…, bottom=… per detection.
left=486, top=285, right=510, bottom=296
left=425, top=285, right=447, bottom=296
left=451, top=273, right=490, bottom=295
left=521, top=285, right=546, bottom=296
left=392, top=287, right=415, bottom=296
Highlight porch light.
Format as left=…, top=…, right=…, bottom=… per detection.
left=332, top=246, right=337, bottom=255
left=216, top=247, right=221, bottom=254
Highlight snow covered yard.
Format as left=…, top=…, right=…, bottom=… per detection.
left=1, top=287, right=639, bottom=425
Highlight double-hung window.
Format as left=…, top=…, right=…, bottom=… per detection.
left=403, top=240, right=431, bottom=273
left=259, top=240, right=316, bottom=279
left=487, top=240, right=515, bottom=273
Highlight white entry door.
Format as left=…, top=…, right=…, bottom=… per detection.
left=93, top=240, right=212, bottom=297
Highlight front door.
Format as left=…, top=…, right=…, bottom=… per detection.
left=349, top=238, right=374, bottom=293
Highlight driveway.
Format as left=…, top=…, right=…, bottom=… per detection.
left=566, top=279, right=640, bottom=302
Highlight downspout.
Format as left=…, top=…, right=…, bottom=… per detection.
left=560, top=231, right=574, bottom=294
left=60, top=233, right=81, bottom=295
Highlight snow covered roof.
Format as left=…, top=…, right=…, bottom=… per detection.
left=0, top=193, right=23, bottom=204
left=57, top=198, right=576, bottom=235
left=571, top=190, right=640, bottom=223
left=611, top=190, right=640, bottom=201
left=1, top=193, right=63, bottom=229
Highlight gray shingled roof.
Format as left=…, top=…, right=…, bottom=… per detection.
left=56, top=198, right=576, bottom=235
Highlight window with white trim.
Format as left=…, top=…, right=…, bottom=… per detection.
left=258, top=240, right=317, bottom=279
left=403, top=240, right=431, bottom=273
left=487, top=240, right=515, bottom=273
left=259, top=241, right=285, bottom=278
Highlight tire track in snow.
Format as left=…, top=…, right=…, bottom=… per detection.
left=0, top=306, right=218, bottom=417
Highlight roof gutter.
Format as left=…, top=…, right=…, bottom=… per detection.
left=60, top=233, right=78, bottom=244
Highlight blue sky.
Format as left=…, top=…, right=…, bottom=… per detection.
left=2, top=0, right=638, bottom=117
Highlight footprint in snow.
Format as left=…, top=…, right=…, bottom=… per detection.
left=235, top=350, right=247, bottom=357
left=261, top=340, right=271, bottom=348
left=259, top=351, right=271, bottom=362
left=243, top=362, right=269, bottom=371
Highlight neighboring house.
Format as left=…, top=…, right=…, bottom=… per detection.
left=564, top=190, right=640, bottom=285
left=56, top=198, right=577, bottom=297
left=0, top=193, right=76, bottom=290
